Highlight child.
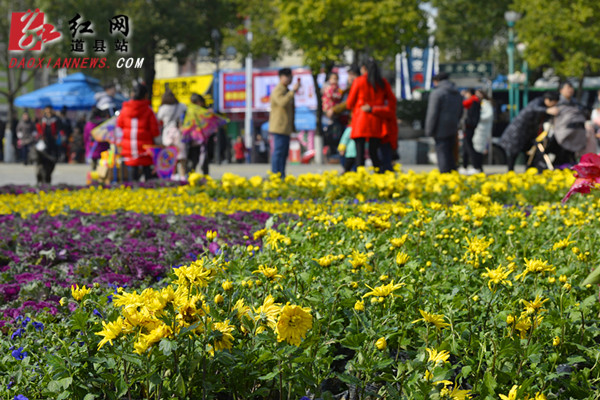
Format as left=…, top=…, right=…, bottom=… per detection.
left=233, top=136, right=246, bottom=164
left=338, top=127, right=357, bottom=173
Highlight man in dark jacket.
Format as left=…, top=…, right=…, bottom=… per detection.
left=499, top=91, right=559, bottom=171
left=34, top=106, right=60, bottom=184
left=425, top=73, right=464, bottom=173
left=461, top=89, right=481, bottom=173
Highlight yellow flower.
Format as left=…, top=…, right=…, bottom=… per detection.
left=222, top=280, right=233, bottom=291
left=349, top=250, right=369, bottom=269
left=412, top=309, right=450, bottom=329
left=362, top=281, right=405, bottom=299
left=559, top=274, right=567, bottom=283
left=253, top=295, right=281, bottom=334
left=71, top=284, right=91, bottom=301
left=214, top=294, right=224, bottom=305
left=375, top=337, right=387, bottom=350
left=552, top=234, right=575, bottom=251
left=95, top=317, right=125, bottom=349
left=481, top=266, right=512, bottom=291
left=471, top=295, right=479, bottom=302
left=206, top=230, right=217, bottom=241
left=462, top=236, right=494, bottom=268
left=396, top=252, right=410, bottom=265
left=59, top=297, right=67, bottom=306
left=276, top=304, right=313, bottom=346
left=499, top=385, right=519, bottom=400
left=426, top=348, right=450, bottom=367
left=252, top=265, right=283, bottom=280
left=440, top=385, right=472, bottom=399
left=232, top=299, right=251, bottom=320
left=520, top=295, right=548, bottom=315
left=212, top=319, right=235, bottom=351
left=548, top=277, right=556, bottom=284
left=553, top=336, right=560, bottom=346
left=514, top=258, right=555, bottom=281
left=506, top=315, right=515, bottom=324
left=173, top=260, right=212, bottom=288
left=133, top=324, right=173, bottom=355
left=563, top=283, right=572, bottom=291
left=390, top=234, right=408, bottom=248
left=354, top=300, right=365, bottom=311
left=535, top=392, right=547, bottom=400
left=514, top=316, right=532, bottom=339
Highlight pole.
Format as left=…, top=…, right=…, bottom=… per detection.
left=401, top=51, right=412, bottom=100
left=523, top=60, right=529, bottom=107
left=244, top=22, right=253, bottom=160
left=507, top=22, right=515, bottom=121
left=395, top=53, right=402, bottom=100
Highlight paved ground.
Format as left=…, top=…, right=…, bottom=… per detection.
left=0, top=162, right=524, bottom=186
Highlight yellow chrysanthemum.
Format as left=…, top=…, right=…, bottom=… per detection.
left=362, top=280, right=405, bottom=299
left=440, top=385, right=472, bottom=400
left=426, top=348, right=450, bottom=367
left=173, top=259, right=212, bottom=288
left=276, top=304, right=313, bottom=346
left=499, top=385, right=519, bottom=400
left=252, top=265, right=283, bottom=280
left=375, top=337, right=387, bottom=350
left=412, top=309, right=450, bottom=329
left=396, top=252, right=410, bottom=265
left=95, top=317, right=125, bottom=349
left=514, top=258, right=555, bottom=281
left=212, top=319, right=235, bottom=351
left=520, top=295, right=548, bottom=315
left=481, top=266, right=512, bottom=291
left=253, top=295, right=281, bottom=334
left=71, top=284, right=91, bottom=301
left=354, top=300, right=365, bottom=311
left=552, top=234, right=575, bottom=251
left=390, top=234, right=408, bottom=248
left=133, top=324, right=173, bottom=355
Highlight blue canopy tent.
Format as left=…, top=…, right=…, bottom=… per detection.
left=14, top=73, right=121, bottom=110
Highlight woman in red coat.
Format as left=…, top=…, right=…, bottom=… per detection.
left=117, top=84, right=160, bottom=181
left=346, top=59, right=395, bottom=170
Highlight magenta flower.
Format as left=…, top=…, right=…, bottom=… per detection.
left=562, top=153, right=600, bottom=203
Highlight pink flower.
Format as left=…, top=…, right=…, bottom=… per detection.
left=562, top=153, right=600, bottom=203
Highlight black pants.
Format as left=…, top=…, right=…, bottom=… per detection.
left=379, top=142, right=394, bottom=172
left=462, top=127, right=480, bottom=169
left=343, top=157, right=356, bottom=173
left=36, top=156, right=55, bottom=184
left=187, top=135, right=215, bottom=175
left=355, top=137, right=381, bottom=170
left=435, top=136, right=457, bottom=173
left=126, top=165, right=152, bottom=182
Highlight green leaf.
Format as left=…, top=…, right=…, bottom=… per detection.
left=116, top=378, right=128, bottom=398
left=48, top=380, right=62, bottom=393
left=159, top=338, right=177, bottom=356
left=83, top=394, right=96, bottom=400
left=336, top=372, right=362, bottom=387
left=258, top=370, right=279, bottom=381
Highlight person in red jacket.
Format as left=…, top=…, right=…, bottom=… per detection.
left=374, top=84, right=398, bottom=172
left=116, top=84, right=160, bottom=182
left=346, top=59, right=395, bottom=170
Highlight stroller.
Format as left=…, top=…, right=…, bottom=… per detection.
left=527, top=104, right=588, bottom=170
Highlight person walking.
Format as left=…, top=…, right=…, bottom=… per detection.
left=116, top=84, right=160, bottom=182
left=33, top=106, right=60, bottom=184
left=471, top=89, right=494, bottom=172
left=157, top=89, right=187, bottom=178
left=460, top=89, right=481, bottom=174
left=16, top=112, right=35, bottom=165
left=182, top=93, right=220, bottom=175
left=268, top=68, right=299, bottom=178
left=346, top=59, right=394, bottom=171
left=499, top=91, right=559, bottom=171
left=425, top=72, right=464, bottom=173
left=84, top=107, right=111, bottom=170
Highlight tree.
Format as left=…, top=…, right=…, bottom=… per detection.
left=513, top=0, right=600, bottom=91
left=39, top=0, right=238, bottom=97
left=431, top=0, right=512, bottom=71
left=0, top=0, right=38, bottom=162
left=275, top=0, right=427, bottom=141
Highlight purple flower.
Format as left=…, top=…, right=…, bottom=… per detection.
left=11, top=347, right=28, bottom=360
left=21, top=317, right=30, bottom=327
left=93, top=309, right=103, bottom=318
left=14, top=395, right=29, bottom=400
left=11, top=328, right=23, bottom=340
left=32, top=321, right=44, bottom=331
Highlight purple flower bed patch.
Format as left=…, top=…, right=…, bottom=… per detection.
left=0, top=210, right=273, bottom=321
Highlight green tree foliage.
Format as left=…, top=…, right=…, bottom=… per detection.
left=39, top=0, right=238, bottom=96
left=431, top=0, right=511, bottom=70
left=275, top=0, right=427, bottom=135
left=513, top=0, right=600, bottom=80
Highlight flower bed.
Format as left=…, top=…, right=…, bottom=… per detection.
left=1, top=168, right=599, bottom=400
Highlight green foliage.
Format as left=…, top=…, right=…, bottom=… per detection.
left=432, top=0, right=512, bottom=72
left=513, top=0, right=600, bottom=78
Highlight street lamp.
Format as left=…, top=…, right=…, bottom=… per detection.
left=517, top=42, right=529, bottom=108
left=505, top=11, right=521, bottom=121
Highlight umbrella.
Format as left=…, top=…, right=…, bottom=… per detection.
left=15, top=73, right=106, bottom=110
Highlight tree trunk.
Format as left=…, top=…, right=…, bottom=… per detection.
left=143, top=47, right=156, bottom=100
left=576, top=73, right=585, bottom=102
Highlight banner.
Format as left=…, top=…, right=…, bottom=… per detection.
left=400, top=46, right=437, bottom=99
left=220, top=71, right=246, bottom=112
left=147, top=146, right=178, bottom=179
left=152, top=75, right=213, bottom=111
left=253, top=68, right=317, bottom=111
